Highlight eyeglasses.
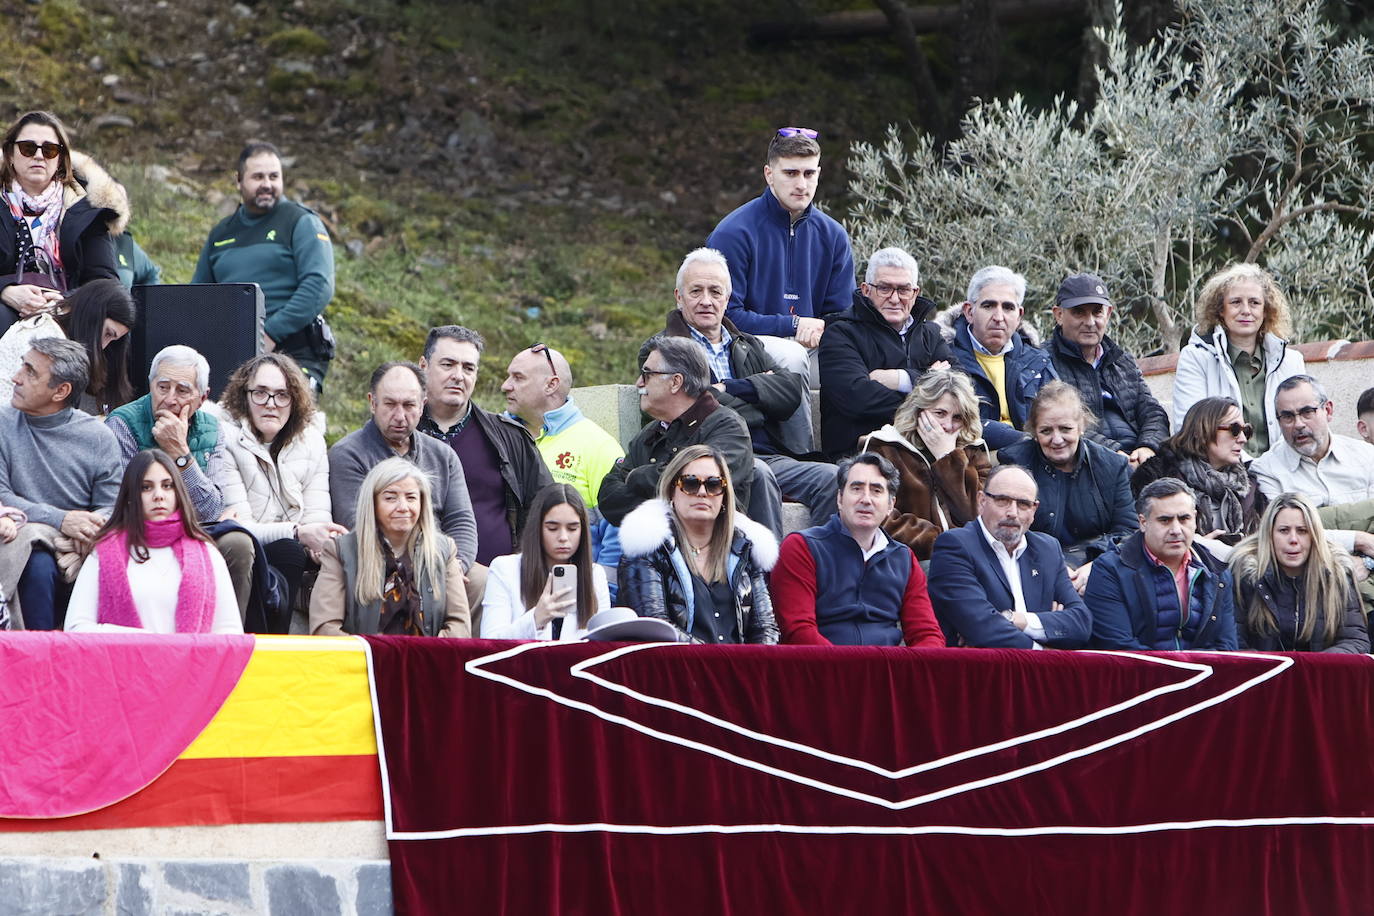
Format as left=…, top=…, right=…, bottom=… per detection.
left=14, top=140, right=63, bottom=160
left=983, top=491, right=1038, bottom=512
left=248, top=387, right=292, bottom=407
left=868, top=282, right=917, bottom=302
left=1217, top=421, right=1254, bottom=439
left=1276, top=401, right=1326, bottom=425
left=776, top=127, right=819, bottom=139
left=638, top=366, right=677, bottom=382
left=530, top=343, right=557, bottom=377
left=676, top=474, right=727, bottom=496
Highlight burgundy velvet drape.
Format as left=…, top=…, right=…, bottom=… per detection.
left=364, top=638, right=1374, bottom=915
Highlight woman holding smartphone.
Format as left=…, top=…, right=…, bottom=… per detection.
left=481, top=483, right=609, bottom=640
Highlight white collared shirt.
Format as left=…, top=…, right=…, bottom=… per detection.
left=857, top=527, right=890, bottom=562
left=1251, top=433, right=1374, bottom=551
left=969, top=333, right=1015, bottom=358
left=976, top=518, right=1047, bottom=647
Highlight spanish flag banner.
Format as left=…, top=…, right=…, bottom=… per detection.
left=0, top=633, right=382, bottom=831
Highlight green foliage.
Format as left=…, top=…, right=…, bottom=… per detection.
left=36, top=0, right=91, bottom=53
left=264, top=27, right=332, bottom=57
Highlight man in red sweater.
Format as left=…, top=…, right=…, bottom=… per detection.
left=771, top=452, right=944, bottom=646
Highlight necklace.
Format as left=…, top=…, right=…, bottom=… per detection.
left=685, top=537, right=711, bottom=558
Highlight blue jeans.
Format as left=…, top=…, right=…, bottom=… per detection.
left=18, top=548, right=59, bottom=630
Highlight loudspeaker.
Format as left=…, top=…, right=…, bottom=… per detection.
left=130, top=283, right=264, bottom=398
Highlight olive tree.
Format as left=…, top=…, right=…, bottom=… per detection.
left=847, top=0, right=1374, bottom=354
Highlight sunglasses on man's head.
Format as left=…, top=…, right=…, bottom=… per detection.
left=14, top=140, right=63, bottom=160
left=1218, top=422, right=1254, bottom=439
left=530, top=342, right=557, bottom=376
left=676, top=474, right=727, bottom=496
left=776, top=127, right=818, bottom=139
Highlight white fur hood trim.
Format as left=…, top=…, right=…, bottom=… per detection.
left=618, top=498, right=779, bottom=571
left=66, top=151, right=130, bottom=236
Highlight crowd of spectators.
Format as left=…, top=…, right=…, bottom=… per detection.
left=1, top=113, right=1371, bottom=656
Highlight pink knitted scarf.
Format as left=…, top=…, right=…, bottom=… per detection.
left=95, top=513, right=217, bottom=633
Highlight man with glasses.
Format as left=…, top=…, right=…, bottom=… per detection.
left=1251, top=375, right=1374, bottom=558
left=192, top=141, right=336, bottom=392
left=501, top=344, right=624, bottom=562
left=928, top=464, right=1091, bottom=648
left=646, top=247, right=836, bottom=536
left=1047, top=272, right=1168, bottom=469
left=771, top=452, right=943, bottom=646
left=1085, top=477, right=1237, bottom=650
left=598, top=336, right=753, bottom=527
left=944, top=265, right=1057, bottom=451
left=418, top=327, right=550, bottom=571
left=706, top=127, right=855, bottom=381
left=107, top=345, right=259, bottom=624
left=817, top=246, right=952, bottom=460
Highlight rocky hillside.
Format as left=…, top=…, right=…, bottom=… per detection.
left=2, top=0, right=1083, bottom=433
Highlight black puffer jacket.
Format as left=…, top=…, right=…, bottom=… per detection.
left=1048, top=328, right=1170, bottom=453
left=817, top=290, right=952, bottom=460
left=617, top=498, right=779, bottom=644
left=1232, top=560, right=1369, bottom=654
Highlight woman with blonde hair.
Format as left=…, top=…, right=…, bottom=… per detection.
left=859, top=367, right=990, bottom=561
left=1229, top=493, right=1368, bottom=653
left=999, top=381, right=1136, bottom=591
left=310, top=457, right=469, bottom=637
left=618, top=444, right=778, bottom=644
left=1172, top=263, right=1305, bottom=457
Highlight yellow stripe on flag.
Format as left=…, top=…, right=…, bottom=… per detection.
left=182, top=636, right=376, bottom=759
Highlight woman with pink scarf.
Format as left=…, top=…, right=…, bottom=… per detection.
left=0, top=111, right=127, bottom=334
left=64, top=450, right=242, bottom=634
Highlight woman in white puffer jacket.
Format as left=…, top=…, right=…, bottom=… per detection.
left=214, top=353, right=346, bottom=619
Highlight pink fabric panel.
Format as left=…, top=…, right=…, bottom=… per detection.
left=0, top=631, right=254, bottom=818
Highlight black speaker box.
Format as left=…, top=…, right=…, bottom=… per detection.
left=130, top=283, right=264, bottom=398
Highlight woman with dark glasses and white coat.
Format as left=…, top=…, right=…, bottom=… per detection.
left=618, top=444, right=779, bottom=644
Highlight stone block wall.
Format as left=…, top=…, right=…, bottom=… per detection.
left=0, top=858, right=392, bottom=916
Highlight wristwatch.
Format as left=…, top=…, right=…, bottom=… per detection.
left=174, top=453, right=192, bottom=470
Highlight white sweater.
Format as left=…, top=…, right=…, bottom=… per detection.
left=481, top=553, right=609, bottom=640
left=64, top=545, right=242, bottom=634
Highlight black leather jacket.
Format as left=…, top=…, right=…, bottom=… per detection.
left=617, top=499, right=778, bottom=644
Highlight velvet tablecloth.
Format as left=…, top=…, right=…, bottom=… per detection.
left=365, top=638, right=1374, bottom=914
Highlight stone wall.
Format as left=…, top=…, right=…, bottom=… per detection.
left=0, top=857, right=391, bottom=916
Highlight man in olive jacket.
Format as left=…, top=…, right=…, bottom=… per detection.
left=598, top=336, right=753, bottom=526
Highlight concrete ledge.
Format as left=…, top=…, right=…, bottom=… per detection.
left=0, top=857, right=392, bottom=916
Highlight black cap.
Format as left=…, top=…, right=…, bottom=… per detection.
left=1055, top=273, right=1112, bottom=308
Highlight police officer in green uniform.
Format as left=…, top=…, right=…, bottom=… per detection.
left=192, top=142, right=335, bottom=392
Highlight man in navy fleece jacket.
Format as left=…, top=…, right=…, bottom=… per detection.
left=706, top=127, right=855, bottom=384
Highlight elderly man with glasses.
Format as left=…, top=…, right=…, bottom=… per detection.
left=817, top=245, right=953, bottom=460
left=928, top=464, right=1092, bottom=648
left=1251, top=375, right=1374, bottom=561
left=706, top=127, right=855, bottom=383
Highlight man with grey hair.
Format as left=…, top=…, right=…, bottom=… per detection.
left=106, top=344, right=257, bottom=623
left=1251, top=374, right=1374, bottom=558
left=818, top=245, right=952, bottom=460
left=1085, top=477, right=1236, bottom=650
left=646, top=247, right=836, bottom=535
left=771, top=452, right=943, bottom=647
left=942, top=265, right=1055, bottom=451
left=598, top=335, right=754, bottom=526
left=418, top=326, right=550, bottom=568
left=0, top=339, right=122, bottom=629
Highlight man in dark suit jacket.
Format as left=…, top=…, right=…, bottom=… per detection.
left=928, top=464, right=1092, bottom=648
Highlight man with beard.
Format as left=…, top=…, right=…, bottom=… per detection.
left=193, top=141, right=336, bottom=391
left=1252, top=375, right=1374, bottom=555
left=928, top=464, right=1091, bottom=648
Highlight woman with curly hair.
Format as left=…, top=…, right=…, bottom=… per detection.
left=1172, top=263, right=1305, bottom=458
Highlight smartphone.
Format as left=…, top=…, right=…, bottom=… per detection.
left=550, top=564, right=577, bottom=598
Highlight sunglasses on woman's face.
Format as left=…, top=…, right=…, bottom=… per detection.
left=1218, top=422, right=1254, bottom=439
left=14, top=140, right=63, bottom=160
left=676, top=474, right=727, bottom=496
